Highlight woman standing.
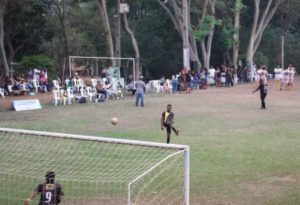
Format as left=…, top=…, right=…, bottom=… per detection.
left=215, top=67, right=221, bottom=87
left=172, top=73, right=178, bottom=93
left=225, top=68, right=231, bottom=88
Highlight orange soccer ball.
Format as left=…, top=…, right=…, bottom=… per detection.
left=111, top=117, right=118, bottom=125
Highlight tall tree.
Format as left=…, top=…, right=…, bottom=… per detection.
left=122, top=1, right=140, bottom=80
left=94, top=0, right=115, bottom=66
left=200, top=0, right=215, bottom=69
left=246, top=0, right=282, bottom=63
left=233, top=0, right=241, bottom=69
left=0, top=0, right=9, bottom=77
left=156, top=0, right=202, bottom=70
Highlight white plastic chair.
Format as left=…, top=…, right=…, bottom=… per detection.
left=86, top=86, right=97, bottom=102
left=153, top=80, right=162, bottom=93
left=53, top=90, right=62, bottom=106
left=102, top=78, right=107, bottom=86
left=91, top=79, right=98, bottom=89
left=59, top=90, right=68, bottom=105
left=32, top=79, right=45, bottom=93
left=32, top=79, right=41, bottom=93
left=72, top=79, right=79, bottom=91
left=20, top=84, right=30, bottom=94
left=53, top=80, right=61, bottom=91
left=79, top=88, right=90, bottom=102
left=0, top=88, right=5, bottom=98
left=66, top=87, right=75, bottom=104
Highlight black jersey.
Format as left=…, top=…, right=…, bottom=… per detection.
left=35, top=183, right=63, bottom=205
left=259, top=84, right=267, bottom=96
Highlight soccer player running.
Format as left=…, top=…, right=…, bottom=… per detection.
left=24, top=171, right=63, bottom=205
left=161, top=104, right=179, bottom=144
left=253, top=79, right=268, bottom=110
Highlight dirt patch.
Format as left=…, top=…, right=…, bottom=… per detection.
left=267, top=176, right=297, bottom=183
left=0, top=92, right=53, bottom=110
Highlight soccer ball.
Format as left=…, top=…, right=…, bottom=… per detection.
left=111, top=117, right=118, bottom=125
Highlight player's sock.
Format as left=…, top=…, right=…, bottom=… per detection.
left=167, top=138, right=170, bottom=144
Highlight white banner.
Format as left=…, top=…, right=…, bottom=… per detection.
left=11, top=99, right=42, bottom=112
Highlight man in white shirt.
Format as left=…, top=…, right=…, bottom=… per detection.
left=33, top=66, right=41, bottom=80
left=208, top=66, right=215, bottom=85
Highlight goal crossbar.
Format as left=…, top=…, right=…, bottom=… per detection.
left=0, top=127, right=187, bottom=150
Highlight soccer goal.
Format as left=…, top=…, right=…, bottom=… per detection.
left=67, top=56, right=136, bottom=83
left=0, top=128, right=189, bottom=205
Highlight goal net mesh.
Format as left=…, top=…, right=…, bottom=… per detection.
left=0, top=130, right=186, bottom=205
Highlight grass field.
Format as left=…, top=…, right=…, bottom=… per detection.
left=0, top=78, right=300, bottom=205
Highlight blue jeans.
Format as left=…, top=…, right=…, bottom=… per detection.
left=43, top=83, right=52, bottom=92
left=25, top=84, right=33, bottom=90
left=225, top=76, right=231, bottom=87
left=186, top=82, right=191, bottom=88
left=243, top=73, right=248, bottom=82
left=136, top=93, right=144, bottom=106
left=97, top=90, right=107, bottom=99
left=172, top=80, right=178, bottom=93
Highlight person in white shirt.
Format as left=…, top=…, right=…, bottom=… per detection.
left=274, top=65, right=281, bottom=87
left=288, top=66, right=295, bottom=90
left=33, top=66, right=41, bottom=80
left=208, top=66, right=215, bottom=86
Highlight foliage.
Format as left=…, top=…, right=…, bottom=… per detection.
left=1, top=0, right=300, bottom=79
left=19, top=55, right=56, bottom=79
left=192, top=16, right=222, bottom=42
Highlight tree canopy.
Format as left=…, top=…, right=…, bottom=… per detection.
left=0, top=0, right=299, bottom=79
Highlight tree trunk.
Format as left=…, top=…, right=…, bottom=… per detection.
left=95, top=0, right=115, bottom=66
left=123, top=12, right=140, bottom=80
left=200, top=0, right=215, bottom=69
left=223, top=50, right=227, bottom=66
left=0, top=2, right=9, bottom=77
left=156, top=0, right=202, bottom=70
left=233, top=0, right=241, bottom=70
left=246, top=0, right=281, bottom=62
left=7, top=39, right=15, bottom=65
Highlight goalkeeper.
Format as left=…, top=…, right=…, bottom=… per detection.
left=24, top=171, right=64, bottom=205
left=161, top=104, right=179, bottom=144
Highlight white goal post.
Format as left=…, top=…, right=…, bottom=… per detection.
left=0, top=127, right=189, bottom=205
left=68, top=56, right=136, bottom=81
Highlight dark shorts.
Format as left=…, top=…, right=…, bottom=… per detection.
left=186, top=82, right=191, bottom=88
left=163, top=123, right=171, bottom=133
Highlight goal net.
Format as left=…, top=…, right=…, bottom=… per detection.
left=0, top=128, right=189, bottom=205
left=67, top=56, right=135, bottom=86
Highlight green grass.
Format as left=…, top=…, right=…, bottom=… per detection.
left=0, top=78, right=300, bottom=204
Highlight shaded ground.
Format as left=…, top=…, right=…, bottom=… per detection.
left=0, top=77, right=299, bottom=205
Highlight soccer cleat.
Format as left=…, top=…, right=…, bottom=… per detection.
left=176, top=130, right=179, bottom=136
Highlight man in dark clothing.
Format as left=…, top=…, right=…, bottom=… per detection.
left=253, top=80, right=268, bottom=109
left=24, top=171, right=63, bottom=205
left=161, top=104, right=179, bottom=144
left=185, top=69, right=191, bottom=93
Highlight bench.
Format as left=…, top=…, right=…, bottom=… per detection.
left=8, top=85, right=30, bottom=96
